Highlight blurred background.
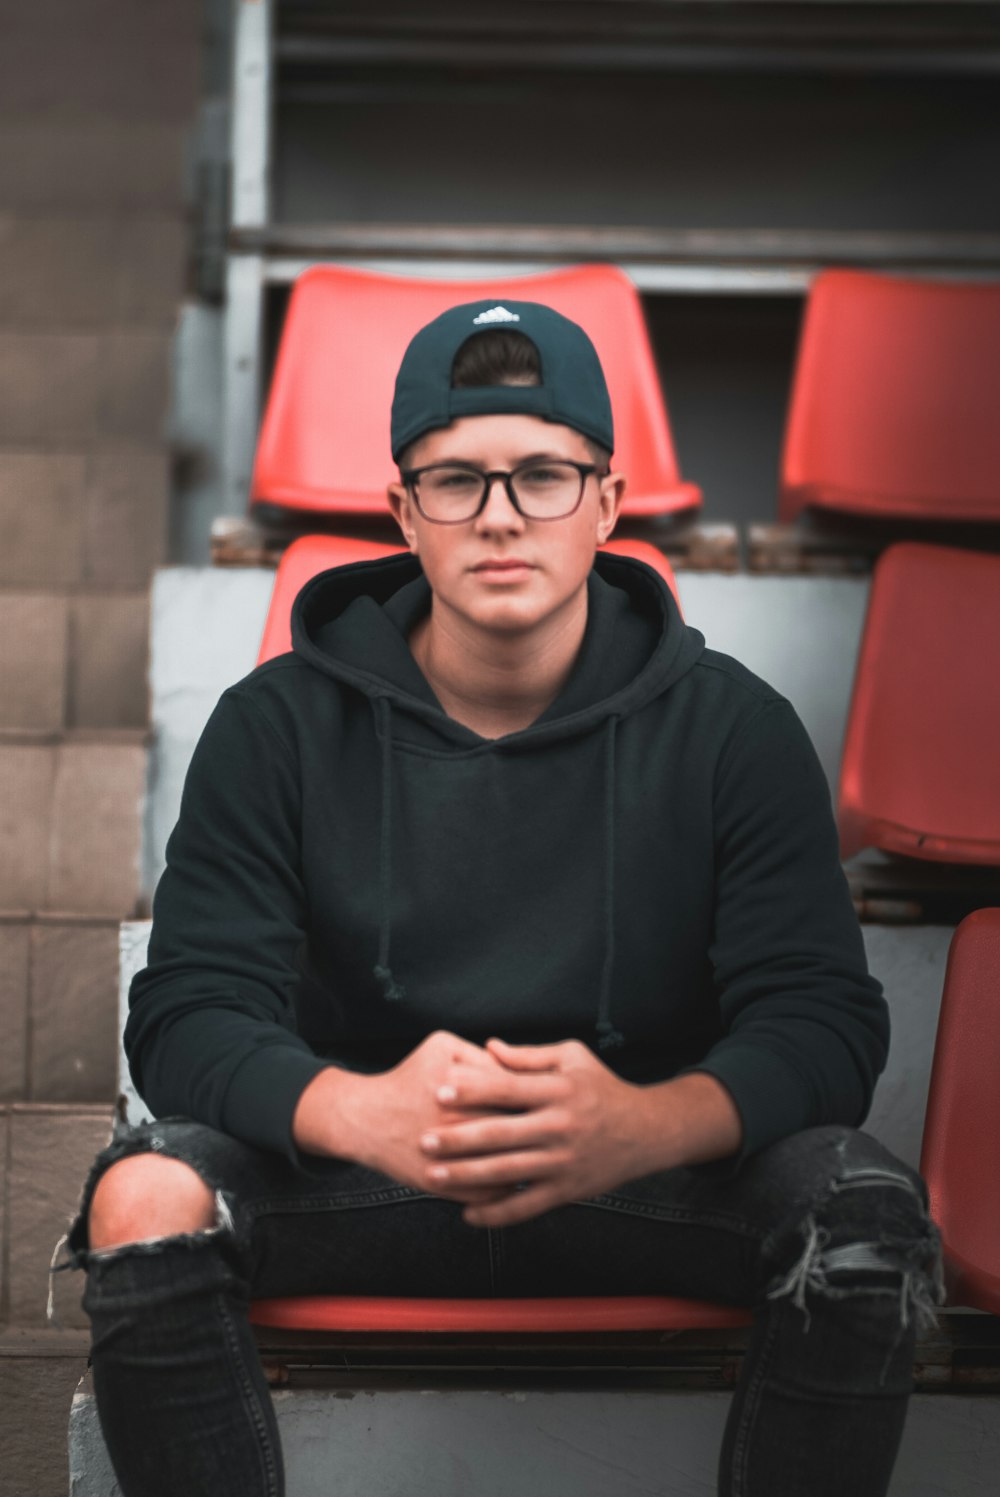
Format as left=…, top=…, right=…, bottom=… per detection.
left=2, top=4, right=999, bottom=1493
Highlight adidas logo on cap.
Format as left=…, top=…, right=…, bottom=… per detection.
left=472, top=305, right=521, bottom=325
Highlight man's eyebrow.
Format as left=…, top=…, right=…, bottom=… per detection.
left=428, top=451, right=577, bottom=466
left=515, top=451, right=579, bottom=463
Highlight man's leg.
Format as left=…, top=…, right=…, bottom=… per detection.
left=64, top=1117, right=492, bottom=1497
left=714, top=1128, right=943, bottom=1497
left=492, top=1124, right=944, bottom=1497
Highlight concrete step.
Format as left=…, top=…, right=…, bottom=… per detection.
left=0, top=590, right=151, bottom=730
left=0, top=329, right=171, bottom=448
left=0, top=122, right=189, bottom=212
left=0, top=450, right=169, bottom=591
left=66, top=1372, right=1000, bottom=1497
left=0, top=1104, right=114, bottom=1330
left=0, top=731, right=147, bottom=913
left=0, top=217, right=188, bottom=330
left=1, top=913, right=122, bottom=1105
left=0, top=1329, right=91, bottom=1497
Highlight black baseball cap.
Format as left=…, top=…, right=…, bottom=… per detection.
left=390, top=299, right=615, bottom=463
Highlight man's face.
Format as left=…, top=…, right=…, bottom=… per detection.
left=387, top=413, right=626, bottom=639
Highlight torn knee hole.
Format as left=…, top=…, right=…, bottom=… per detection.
left=829, top=1164, right=924, bottom=1198
left=765, top=1210, right=944, bottom=1335
left=87, top=1188, right=236, bottom=1260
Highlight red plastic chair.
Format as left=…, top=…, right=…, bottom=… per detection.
left=779, top=269, right=1000, bottom=525
left=257, top=535, right=682, bottom=666
left=257, top=535, right=406, bottom=664
left=250, top=1295, right=750, bottom=1334
left=920, top=908, right=1000, bottom=1314
left=837, top=542, right=1000, bottom=864
left=250, top=264, right=701, bottom=522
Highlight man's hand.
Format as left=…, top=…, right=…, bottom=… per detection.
left=295, top=1030, right=532, bottom=1211
left=294, top=1030, right=742, bottom=1228
left=414, top=1036, right=662, bottom=1227
left=415, top=1038, right=743, bottom=1228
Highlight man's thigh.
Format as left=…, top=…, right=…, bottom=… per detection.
left=69, top=1116, right=495, bottom=1300
left=71, top=1120, right=934, bottom=1309
left=491, top=1125, right=933, bottom=1306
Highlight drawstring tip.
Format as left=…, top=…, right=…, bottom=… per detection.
left=374, top=965, right=406, bottom=1002
left=596, top=1021, right=625, bottom=1052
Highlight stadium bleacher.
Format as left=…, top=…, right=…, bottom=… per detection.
left=3, top=2, right=1000, bottom=1494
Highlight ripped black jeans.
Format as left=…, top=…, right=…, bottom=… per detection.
left=64, top=1120, right=943, bottom=1497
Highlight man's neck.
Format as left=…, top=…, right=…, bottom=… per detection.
left=410, top=594, right=588, bottom=739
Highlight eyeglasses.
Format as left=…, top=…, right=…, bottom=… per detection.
left=400, top=460, right=605, bottom=524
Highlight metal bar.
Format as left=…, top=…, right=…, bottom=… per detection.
left=275, top=37, right=1000, bottom=77
left=222, top=253, right=266, bottom=513
left=230, top=0, right=273, bottom=230
left=256, top=256, right=1000, bottom=296
left=225, top=0, right=273, bottom=516
left=255, top=255, right=813, bottom=295
left=231, top=223, right=1000, bottom=267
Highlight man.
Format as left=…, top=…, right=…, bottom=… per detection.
left=68, top=298, right=942, bottom=1496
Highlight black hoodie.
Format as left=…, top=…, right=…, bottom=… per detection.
left=126, top=551, right=888, bottom=1169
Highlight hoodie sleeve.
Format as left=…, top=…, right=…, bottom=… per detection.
left=125, top=685, right=331, bottom=1162
left=688, top=696, right=889, bottom=1166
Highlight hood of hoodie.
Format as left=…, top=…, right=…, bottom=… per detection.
left=291, top=549, right=704, bottom=744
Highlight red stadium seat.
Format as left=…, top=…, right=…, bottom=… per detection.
left=838, top=543, right=1000, bottom=864
left=250, top=264, right=701, bottom=522
left=920, top=908, right=1000, bottom=1314
left=257, top=534, right=682, bottom=666
left=779, top=269, right=1000, bottom=525
left=599, top=537, right=682, bottom=609
left=250, top=1294, right=751, bottom=1334
left=257, top=535, right=406, bottom=664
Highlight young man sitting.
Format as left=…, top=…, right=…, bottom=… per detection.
left=68, top=298, right=942, bottom=1497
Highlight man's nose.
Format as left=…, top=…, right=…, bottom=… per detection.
left=476, top=475, right=524, bottom=528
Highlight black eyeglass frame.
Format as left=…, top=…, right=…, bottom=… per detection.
left=399, top=459, right=607, bottom=524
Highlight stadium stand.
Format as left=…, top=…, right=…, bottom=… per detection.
left=28, top=2, right=1000, bottom=1492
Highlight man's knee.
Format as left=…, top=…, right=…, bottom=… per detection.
left=764, top=1127, right=944, bottom=1333
left=89, top=1153, right=217, bottom=1251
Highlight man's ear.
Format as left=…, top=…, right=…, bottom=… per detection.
left=387, top=483, right=419, bottom=553
left=595, top=470, right=627, bottom=545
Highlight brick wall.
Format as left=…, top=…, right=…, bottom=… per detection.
left=0, top=4, right=201, bottom=1491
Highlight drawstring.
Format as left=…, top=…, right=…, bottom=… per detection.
left=595, top=716, right=624, bottom=1053
left=372, top=697, right=406, bottom=1002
